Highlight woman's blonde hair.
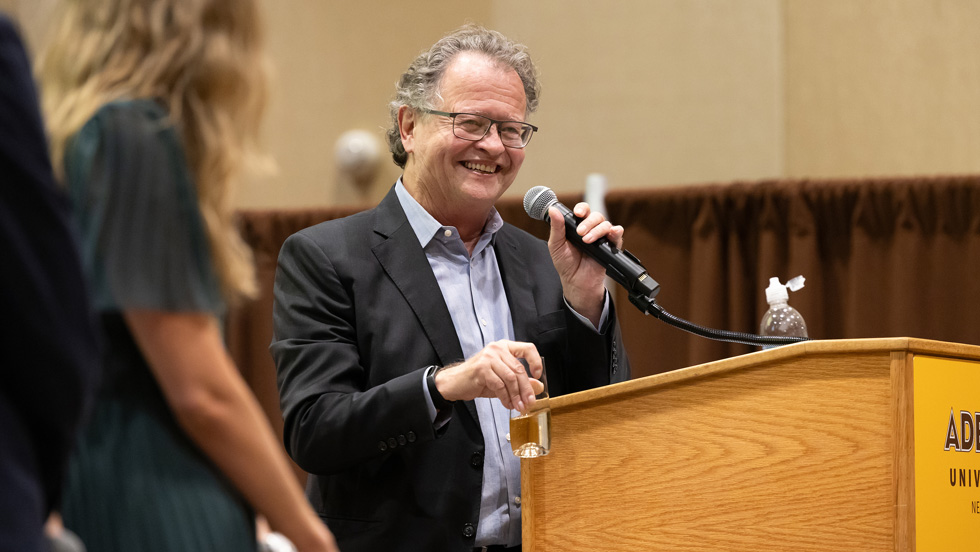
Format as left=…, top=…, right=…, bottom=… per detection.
left=38, top=0, right=268, bottom=302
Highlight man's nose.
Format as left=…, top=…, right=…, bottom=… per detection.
left=475, top=123, right=506, bottom=152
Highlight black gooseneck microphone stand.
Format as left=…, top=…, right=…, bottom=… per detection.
left=522, top=185, right=808, bottom=349
left=625, top=288, right=807, bottom=348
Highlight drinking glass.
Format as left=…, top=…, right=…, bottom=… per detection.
left=510, top=358, right=551, bottom=458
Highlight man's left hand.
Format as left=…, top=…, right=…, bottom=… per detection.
left=546, top=202, right=624, bottom=327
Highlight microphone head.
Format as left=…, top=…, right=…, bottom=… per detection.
left=523, top=186, right=557, bottom=221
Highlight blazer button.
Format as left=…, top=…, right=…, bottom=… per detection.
left=398, top=434, right=407, bottom=446
left=378, top=441, right=387, bottom=452
left=406, top=431, right=416, bottom=442
left=387, top=437, right=398, bottom=449
left=470, top=451, right=483, bottom=468
left=462, top=523, right=476, bottom=538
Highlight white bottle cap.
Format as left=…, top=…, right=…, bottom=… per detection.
left=786, top=275, right=805, bottom=292
left=765, top=277, right=788, bottom=304
left=765, top=275, right=805, bottom=305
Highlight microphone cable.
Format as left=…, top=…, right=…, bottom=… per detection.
left=524, top=185, right=809, bottom=349
left=627, top=292, right=808, bottom=348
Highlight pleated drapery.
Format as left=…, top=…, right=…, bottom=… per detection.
left=598, top=176, right=980, bottom=377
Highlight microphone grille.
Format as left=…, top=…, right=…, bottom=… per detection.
left=523, top=186, right=557, bottom=220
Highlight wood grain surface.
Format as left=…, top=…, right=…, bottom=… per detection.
left=522, top=338, right=980, bottom=551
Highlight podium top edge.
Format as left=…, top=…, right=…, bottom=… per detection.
left=552, top=337, right=980, bottom=410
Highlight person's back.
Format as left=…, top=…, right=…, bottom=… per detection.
left=0, top=12, right=100, bottom=552
left=57, top=97, right=260, bottom=551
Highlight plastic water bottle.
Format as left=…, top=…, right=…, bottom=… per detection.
left=759, top=275, right=808, bottom=349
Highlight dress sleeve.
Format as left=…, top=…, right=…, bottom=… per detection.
left=65, top=100, right=224, bottom=314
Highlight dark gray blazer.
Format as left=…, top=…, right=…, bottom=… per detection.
left=272, top=186, right=629, bottom=551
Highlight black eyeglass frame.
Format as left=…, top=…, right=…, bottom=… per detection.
left=420, top=108, right=539, bottom=148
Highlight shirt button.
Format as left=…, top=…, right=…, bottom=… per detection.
left=505, top=433, right=511, bottom=442
left=480, top=318, right=487, bottom=326
left=444, top=229, right=452, bottom=237
left=515, top=496, right=522, bottom=506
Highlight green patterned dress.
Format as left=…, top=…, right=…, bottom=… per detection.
left=60, top=99, right=257, bottom=552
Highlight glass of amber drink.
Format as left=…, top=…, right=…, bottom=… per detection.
left=510, top=359, right=550, bottom=458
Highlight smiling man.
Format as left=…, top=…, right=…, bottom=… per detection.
left=272, top=25, right=630, bottom=552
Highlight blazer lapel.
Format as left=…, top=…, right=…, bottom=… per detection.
left=495, top=226, right=539, bottom=343
left=371, top=189, right=465, bottom=367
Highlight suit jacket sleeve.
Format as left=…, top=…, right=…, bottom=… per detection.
left=560, top=294, right=630, bottom=391
left=271, top=229, right=438, bottom=475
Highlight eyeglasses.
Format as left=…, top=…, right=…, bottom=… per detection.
left=421, top=109, right=538, bottom=148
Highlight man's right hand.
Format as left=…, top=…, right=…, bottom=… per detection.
left=433, top=340, right=544, bottom=412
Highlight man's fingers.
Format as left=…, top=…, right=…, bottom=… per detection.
left=482, top=356, right=524, bottom=411
left=505, top=344, right=543, bottom=408
left=608, top=225, right=625, bottom=248
left=547, top=206, right=566, bottom=249
left=582, top=220, right=612, bottom=244
left=464, top=340, right=544, bottom=409
left=508, top=343, right=543, bottom=380
left=503, top=358, right=531, bottom=412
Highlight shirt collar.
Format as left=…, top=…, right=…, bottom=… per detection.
left=395, top=178, right=503, bottom=248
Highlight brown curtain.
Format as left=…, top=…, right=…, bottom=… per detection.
left=228, top=176, right=980, bottom=446
left=603, top=175, right=980, bottom=377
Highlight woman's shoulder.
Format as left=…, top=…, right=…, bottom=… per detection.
left=68, top=98, right=179, bottom=171
left=93, top=97, right=168, bottom=120
left=81, top=98, right=174, bottom=143
left=67, top=98, right=189, bottom=195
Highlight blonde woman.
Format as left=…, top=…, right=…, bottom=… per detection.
left=38, top=1, right=337, bottom=551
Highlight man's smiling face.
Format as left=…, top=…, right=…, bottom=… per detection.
left=400, top=51, right=528, bottom=222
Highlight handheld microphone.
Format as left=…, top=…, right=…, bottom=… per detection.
left=523, top=186, right=659, bottom=299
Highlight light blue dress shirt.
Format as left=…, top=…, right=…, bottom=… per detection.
left=395, top=180, right=607, bottom=547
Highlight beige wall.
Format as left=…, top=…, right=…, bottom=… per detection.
left=784, top=0, right=980, bottom=178
left=2, top=0, right=53, bottom=56
left=6, top=1, right=979, bottom=208
left=494, top=0, right=784, bottom=201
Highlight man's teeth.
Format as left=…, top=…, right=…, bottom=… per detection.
left=464, top=162, right=496, bottom=174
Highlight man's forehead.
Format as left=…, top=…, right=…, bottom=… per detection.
left=436, top=52, right=526, bottom=114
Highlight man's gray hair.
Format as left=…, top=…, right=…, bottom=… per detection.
left=385, top=24, right=541, bottom=168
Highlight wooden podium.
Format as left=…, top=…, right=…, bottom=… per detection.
left=520, top=338, right=980, bottom=551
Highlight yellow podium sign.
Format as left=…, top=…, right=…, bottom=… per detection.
left=914, top=355, right=980, bottom=550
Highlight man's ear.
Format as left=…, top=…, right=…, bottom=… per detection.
left=398, top=105, right=416, bottom=154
